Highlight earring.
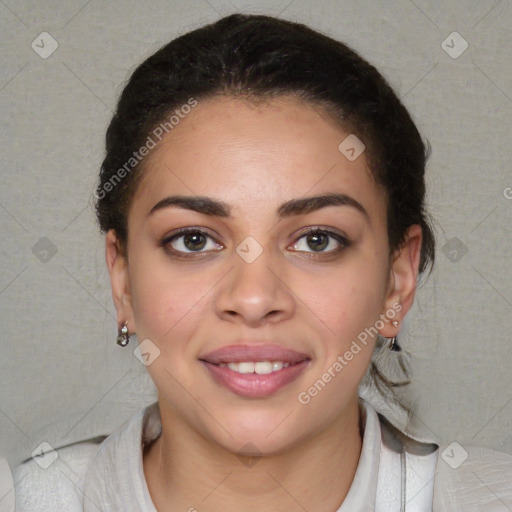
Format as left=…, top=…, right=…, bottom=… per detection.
left=116, top=322, right=130, bottom=347
left=388, top=319, right=401, bottom=351
left=388, top=336, right=401, bottom=352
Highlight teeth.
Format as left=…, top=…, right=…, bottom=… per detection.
left=255, top=362, right=273, bottom=374
left=271, top=361, right=283, bottom=372
left=222, top=361, right=291, bottom=374
left=238, top=362, right=254, bottom=374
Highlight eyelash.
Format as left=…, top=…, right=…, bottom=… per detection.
left=161, top=226, right=350, bottom=260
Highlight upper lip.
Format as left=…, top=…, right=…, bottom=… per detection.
left=199, top=343, right=311, bottom=365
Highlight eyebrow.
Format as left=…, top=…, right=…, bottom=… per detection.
left=149, top=192, right=369, bottom=221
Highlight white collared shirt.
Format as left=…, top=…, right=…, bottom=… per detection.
left=12, top=398, right=512, bottom=511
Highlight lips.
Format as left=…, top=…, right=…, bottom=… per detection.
left=199, top=344, right=310, bottom=365
left=198, top=343, right=311, bottom=398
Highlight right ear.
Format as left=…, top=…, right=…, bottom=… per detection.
left=105, top=229, right=136, bottom=333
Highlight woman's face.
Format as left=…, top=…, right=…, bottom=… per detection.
left=108, top=95, right=419, bottom=455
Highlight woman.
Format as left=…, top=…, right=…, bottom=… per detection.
left=13, top=13, right=512, bottom=511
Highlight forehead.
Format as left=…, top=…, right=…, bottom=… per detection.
left=130, top=95, right=386, bottom=224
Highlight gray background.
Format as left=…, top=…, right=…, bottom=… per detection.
left=1, top=0, right=511, bottom=472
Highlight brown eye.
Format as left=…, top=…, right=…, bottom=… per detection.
left=162, top=228, right=222, bottom=256
left=304, top=232, right=329, bottom=251
left=291, top=228, right=349, bottom=254
left=181, top=232, right=207, bottom=251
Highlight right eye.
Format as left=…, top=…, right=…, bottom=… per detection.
left=161, top=227, right=223, bottom=258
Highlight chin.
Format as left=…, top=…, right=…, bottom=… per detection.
left=203, top=408, right=309, bottom=457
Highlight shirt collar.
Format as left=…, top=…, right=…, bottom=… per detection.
left=336, top=398, right=382, bottom=511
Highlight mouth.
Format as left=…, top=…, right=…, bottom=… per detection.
left=198, top=343, right=311, bottom=398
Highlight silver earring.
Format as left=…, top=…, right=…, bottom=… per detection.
left=116, top=322, right=129, bottom=347
left=389, top=320, right=400, bottom=351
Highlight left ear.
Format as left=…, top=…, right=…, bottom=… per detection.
left=379, top=224, right=423, bottom=338
left=105, top=229, right=137, bottom=334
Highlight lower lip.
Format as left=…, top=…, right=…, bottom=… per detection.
left=201, top=360, right=310, bottom=398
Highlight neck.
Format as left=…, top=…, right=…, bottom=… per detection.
left=143, top=396, right=364, bottom=512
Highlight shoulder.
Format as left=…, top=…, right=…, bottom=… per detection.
left=376, top=409, right=440, bottom=508
left=13, top=404, right=157, bottom=511
left=0, top=457, right=15, bottom=512
left=13, top=436, right=106, bottom=512
left=82, top=404, right=158, bottom=510
left=377, top=407, right=512, bottom=509
left=433, top=443, right=512, bottom=511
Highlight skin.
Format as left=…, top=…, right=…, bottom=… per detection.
left=106, top=94, right=422, bottom=511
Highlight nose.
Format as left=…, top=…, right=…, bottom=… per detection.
left=214, top=242, right=295, bottom=327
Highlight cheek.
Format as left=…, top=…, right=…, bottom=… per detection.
left=305, top=262, right=386, bottom=341
left=129, top=259, right=172, bottom=337
left=128, top=252, right=213, bottom=350
left=295, top=274, right=382, bottom=412
left=295, top=254, right=388, bottom=394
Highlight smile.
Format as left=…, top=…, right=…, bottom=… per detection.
left=199, top=343, right=311, bottom=398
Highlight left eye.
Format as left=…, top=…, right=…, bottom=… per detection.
left=291, top=229, right=347, bottom=253
left=163, top=228, right=222, bottom=254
